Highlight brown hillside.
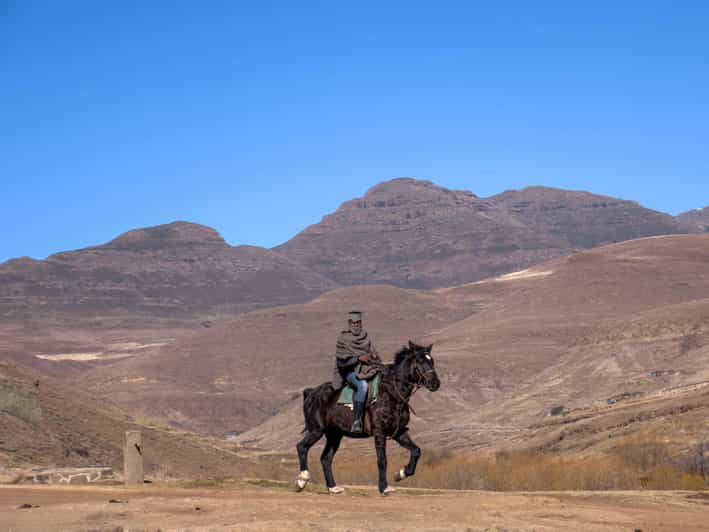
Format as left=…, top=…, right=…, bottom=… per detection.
left=0, top=360, right=256, bottom=478
left=85, top=284, right=484, bottom=436
left=232, top=234, right=709, bottom=454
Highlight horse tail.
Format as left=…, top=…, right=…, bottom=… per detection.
left=299, top=387, right=311, bottom=432
left=301, top=383, right=332, bottom=433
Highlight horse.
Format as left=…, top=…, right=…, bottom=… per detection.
left=295, top=341, right=440, bottom=496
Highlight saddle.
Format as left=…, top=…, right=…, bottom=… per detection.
left=336, top=373, right=381, bottom=407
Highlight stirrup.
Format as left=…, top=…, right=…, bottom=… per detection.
left=351, top=419, right=363, bottom=433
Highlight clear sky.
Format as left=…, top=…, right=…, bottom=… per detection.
left=2, top=1, right=708, bottom=262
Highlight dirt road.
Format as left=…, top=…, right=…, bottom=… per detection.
left=1, top=483, right=707, bottom=531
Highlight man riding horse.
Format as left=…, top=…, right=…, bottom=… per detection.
left=332, top=310, right=381, bottom=433
left=296, top=311, right=440, bottom=496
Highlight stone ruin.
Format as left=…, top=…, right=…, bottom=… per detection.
left=22, top=466, right=116, bottom=484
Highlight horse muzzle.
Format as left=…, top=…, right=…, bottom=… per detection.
left=425, top=375, right=440, bottom=391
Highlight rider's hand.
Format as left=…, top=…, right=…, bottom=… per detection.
left=358, top=354, right=371, bottom=363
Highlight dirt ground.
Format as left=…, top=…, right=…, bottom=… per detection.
left=1, top=483, right=708, bottom=532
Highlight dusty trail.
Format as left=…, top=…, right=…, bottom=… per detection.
left=1, top=484, right=707, bottom=531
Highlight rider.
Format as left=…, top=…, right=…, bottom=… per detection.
left=333, top=311, right=380, bottom=433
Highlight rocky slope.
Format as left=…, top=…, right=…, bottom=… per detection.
left=678, top=206, right=709, bottom=232
left=0, top=359, right=256, bottom=478
left=276, top=178, right=696, bottom=288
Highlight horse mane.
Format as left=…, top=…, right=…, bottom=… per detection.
left=393, top=344, right=413, bottom=365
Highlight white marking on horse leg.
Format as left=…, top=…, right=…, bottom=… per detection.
left=296, top=470, right=311, bottom=491
left=328, top=486, right=344, bottom=494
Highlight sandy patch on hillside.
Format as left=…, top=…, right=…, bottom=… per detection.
left=34, top=341, right=169, bottom=362
left=493, top=268, right=553, bottom=282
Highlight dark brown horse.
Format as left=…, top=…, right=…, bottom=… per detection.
left=296, top=341, right=440, bottom=495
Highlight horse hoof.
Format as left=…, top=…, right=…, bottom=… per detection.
left=296, top=470, right=310, bottom=492
left=394, top=468, right=407, bottom=482
left=328, top=486, right=344, bottom=494
left=381, top=486, right=396, bottom=496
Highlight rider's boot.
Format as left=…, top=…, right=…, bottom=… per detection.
left=351, top=400, right=365, bottom=433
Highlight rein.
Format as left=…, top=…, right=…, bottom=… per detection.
left=373, top=359, right=432, bottom=418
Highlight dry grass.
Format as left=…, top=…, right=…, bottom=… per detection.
left=298, top=439, right=708, bottom=491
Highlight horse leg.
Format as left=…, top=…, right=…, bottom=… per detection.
left=374, top=434, right=394, bottom=495
left=295, top=429, right=322, bottom=491
left=320, top=430, right=343, bottom=493
left=393, top=430, right=421, bottom=482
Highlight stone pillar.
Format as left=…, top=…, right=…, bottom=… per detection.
left=123, top=431, right=144, bottom=485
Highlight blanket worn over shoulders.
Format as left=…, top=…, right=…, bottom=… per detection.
left=331, top=330, right=380, bottom=389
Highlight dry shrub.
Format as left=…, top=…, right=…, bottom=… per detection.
left=680, top=473, right=707, bottom=490
left=299, top=439, right=708, bottom=491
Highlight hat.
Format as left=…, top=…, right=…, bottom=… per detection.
left=348, top=311, right=362, bottom=321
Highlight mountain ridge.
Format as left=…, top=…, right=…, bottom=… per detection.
left=275, top=178, right=697, bottom=288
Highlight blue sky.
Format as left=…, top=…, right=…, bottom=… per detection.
left=2, top=1, right=708, bottom=262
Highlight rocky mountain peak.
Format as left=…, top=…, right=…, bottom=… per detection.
left=362, top=177, right=478, bottom=203
left=104, top=221, right=227, bottom=250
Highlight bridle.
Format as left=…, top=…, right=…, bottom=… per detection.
left=413, top=362, right=436, bottom=386
left=374, top=357, right=436, bottom=421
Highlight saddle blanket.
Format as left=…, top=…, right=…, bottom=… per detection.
left=337, top=373, right=381, bottom=406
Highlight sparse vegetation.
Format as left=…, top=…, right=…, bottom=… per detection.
left=300, top=439, right=708, bottom=491
left=679, top=326, right=702, bottom=356
left=179, top=478, right=230, bottom=489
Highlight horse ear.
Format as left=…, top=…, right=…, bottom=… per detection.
left=408, top=340, right=415, bottom=349
left=426, top=344, right=433, bottom=352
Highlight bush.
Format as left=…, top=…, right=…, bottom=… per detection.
left=302, top=438, right=708, bottom=491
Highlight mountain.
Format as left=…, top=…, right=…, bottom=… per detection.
left=0, top=221, right=338, bottom=371
left=678, top=206, right=709, bottom=232
left=0, top=221, right=336, bottom=320
left=275, top=178, right=696, bottom=288
left=1, top=182, right=699, bottom=327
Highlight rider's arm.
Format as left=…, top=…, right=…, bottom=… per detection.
left=336, top=354, right=360, bottom=370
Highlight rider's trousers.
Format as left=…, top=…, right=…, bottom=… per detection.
left=346, top=372, right=368, bottom=403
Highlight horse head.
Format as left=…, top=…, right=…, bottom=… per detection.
left=398, top=340, right=440, bottom=392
